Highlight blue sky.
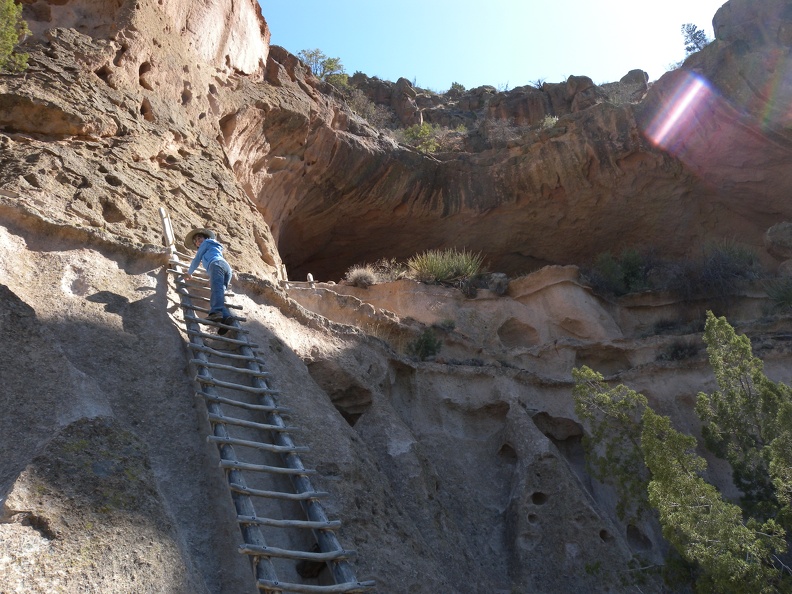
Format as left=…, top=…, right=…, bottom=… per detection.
left=258, top=0, right=727, bottom=92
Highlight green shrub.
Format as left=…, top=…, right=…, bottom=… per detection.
left=326, top=72, right=349, bottom=89
left=0, top=0, right=30, bottom=73
left=399, top=123, right=439, bottom=153
left=669, top=240, right=762, bottom=301
left=448, top=81, right=465, bottom=94
left=582, top=249, right=651, bottom=296
left=344, top=265, right=377, bottom=288
left=343, top=88, right=393, bottom=128
left=407, top=329, right=442, bottom=361
left=370, top=258, right=408, bottom=282
left=657, top=340, right=699, bottom=361
left=584, top=242, right=761, bottom=301
left=297, top=48, right=344, bottom=80
left=765, top=277, right=792, bottom=311
left=407, top=248, right=485, bottom=284
left=436, top=319, right=456, bottom=331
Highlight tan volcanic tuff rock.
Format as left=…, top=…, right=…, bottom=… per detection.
left=1, top=417, right=207, bottom=593
left=0, top=24, right=281, bottom=279
left=3, top=0, right=792, bottom=592
left=766, top=221, right=792, bottom=260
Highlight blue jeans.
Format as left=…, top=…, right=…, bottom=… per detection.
left=208, top=259, right=232, bottom=319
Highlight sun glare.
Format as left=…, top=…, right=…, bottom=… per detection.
left=643, top=72, right=714, bottom=153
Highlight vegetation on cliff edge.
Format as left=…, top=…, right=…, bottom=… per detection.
left=0, top=0, right=29, bottom=73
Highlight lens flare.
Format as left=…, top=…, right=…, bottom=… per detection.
left=643, top=72, right=714, bottom=152
left=755, top=50, right=792, bottom=130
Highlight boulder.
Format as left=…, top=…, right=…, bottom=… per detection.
left=765, top=221, right=792, bottom=260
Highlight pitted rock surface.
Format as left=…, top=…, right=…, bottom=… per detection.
left=3, top=1, right=792, bottom=593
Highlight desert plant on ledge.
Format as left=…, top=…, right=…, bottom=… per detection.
left=345, top=265, right=377, bottom=288
left=765, top=277, right=792, bottom=312
left=406, top=329, right=442, bottom=361
left=582, top=240, right=762, bottom=299
left=407, top=248, right=485, bottom=285
left=541, top=115, right=559, bottom=129
left=396, top=122, right=440, bottom=153
left=0, top=0, right=30, bottom=73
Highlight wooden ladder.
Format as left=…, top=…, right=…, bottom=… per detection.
left=159, top=209, right=375, bottom=594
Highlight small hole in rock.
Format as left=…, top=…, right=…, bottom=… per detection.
left=599, top=529, right=614, bottom=542
left=531, top=492, right=547, bottom=505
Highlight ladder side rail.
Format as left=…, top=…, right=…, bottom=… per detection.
left=237, top=343, right=361, bottom=587
left=159, top=210, right=283, bottom=592
left=193, top=361, right=281, bottom=587
left=257, top=580, right=376, bottom=594
left=172, top=271, right=282, bottom=592
left=159, top=209, right=369, bottom=591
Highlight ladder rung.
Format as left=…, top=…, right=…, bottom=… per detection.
left=237, top=515, right=339, bottom=529
left=176, top=280, right=212, bottom=290
left=168, top=266, right=207, bottom=278
left=191, top=360, right=269, bottom=377
left=188, top=344, right=264, bottom=363
left=186, top=318, right=249, bottom=333
left=220, top=460, right=315, bottom=475
left=208, top=413, right=296, bottom=432
left=179, top=302, right=246, bottom=318
left=195, top=375, right=277, bottom=394
left=256, top=579, right=376, bottom=593
left=183, top=293, right=244, bottom=308
left=195, top=390, right=290, bottom=413
left=187, top=329, right=255, bottom=346
left=178, top=281, right=238, bottom=298
left=175, top=277, right=228, bottom=289
left=229, top=482, right=328, bottom=501
left=169, top=250, right=195, bottom=261
left=208, top=435, right=308, bottom=453
left=240, top=544, right=355, bottom=562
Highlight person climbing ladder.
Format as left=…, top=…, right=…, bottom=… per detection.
left=184, top=227, right=233, bottom=335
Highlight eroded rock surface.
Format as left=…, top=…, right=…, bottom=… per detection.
left=2, top=0, right=792, bottom=593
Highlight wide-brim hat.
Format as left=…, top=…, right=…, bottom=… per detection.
left=184, top=228, right=216, bottom=250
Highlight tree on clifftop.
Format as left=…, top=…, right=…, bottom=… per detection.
left=0, top=0, right=30, bottom=73
left=681, top=23, right=711, bottom=55
left=297, top=48, right=345, bottom=81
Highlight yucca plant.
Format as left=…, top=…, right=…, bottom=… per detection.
left=765, top=277, right=792, bottom=311
left=407, top=248, right=485, bottom=285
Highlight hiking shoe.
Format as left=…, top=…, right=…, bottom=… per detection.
left=207, top=312, right=223, bottom=321
left=217, top=317, right=234, bottom=336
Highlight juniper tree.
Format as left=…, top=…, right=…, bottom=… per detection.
left=681, top=23, right=711, bottom=55
left=573, top=311, right=792, bottom=590
left=297, top=48, right=344, bottom=81
left=641, top=408, right=787, bottom=593
left=0, top=0, right=30, bottom=72
left=696, top=311, right=792, bottom=516
left=0, top=0, right=30, bottom=73
left=572, top=366, right=650, bottom=523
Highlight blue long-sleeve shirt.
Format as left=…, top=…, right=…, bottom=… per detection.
left=188, top=238, right=227, bottom=275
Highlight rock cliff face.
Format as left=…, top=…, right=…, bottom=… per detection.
left=2, top=0, right=792, bottom=592
left=220, top=0, right=792, bottom=282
